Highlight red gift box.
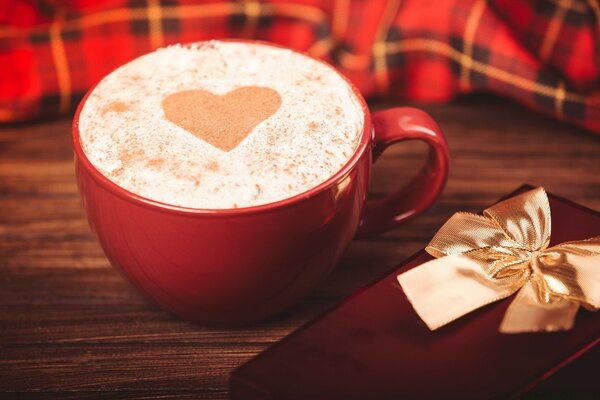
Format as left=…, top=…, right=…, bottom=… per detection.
left=230, top=185, right=599, bottom=399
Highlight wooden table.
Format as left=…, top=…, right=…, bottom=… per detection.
left=1, top=96, right=599, bottom=399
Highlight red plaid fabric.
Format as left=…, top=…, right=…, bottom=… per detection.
left=1, top=0, right=599, bottom=134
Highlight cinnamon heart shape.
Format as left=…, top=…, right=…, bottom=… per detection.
left=162, top=87, right=281, bottom=152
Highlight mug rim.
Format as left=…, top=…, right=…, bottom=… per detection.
left=72, top=38, right=372, bottom=217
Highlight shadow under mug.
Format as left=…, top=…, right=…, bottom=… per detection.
left=72, top=40, right=450, bottom=325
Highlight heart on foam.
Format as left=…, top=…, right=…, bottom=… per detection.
left=162, top=87, right=281, bottom=152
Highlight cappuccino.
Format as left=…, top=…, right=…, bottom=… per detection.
left=78, top=41, right=364, bottom=209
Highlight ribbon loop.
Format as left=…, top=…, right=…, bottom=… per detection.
left=483, top=187, right=551, bottom=251
left=398, top=188, right=599, bottom=333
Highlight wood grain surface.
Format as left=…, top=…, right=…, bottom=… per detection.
left=1, top=96, right=599, bottom=399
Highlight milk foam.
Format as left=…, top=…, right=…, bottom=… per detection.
left=79, top=41, right=364, bottom=209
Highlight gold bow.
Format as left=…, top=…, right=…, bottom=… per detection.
left=397, top=187, right=600, bottom=333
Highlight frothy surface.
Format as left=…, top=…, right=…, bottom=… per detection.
left=79, top=41, right=364, bottom=209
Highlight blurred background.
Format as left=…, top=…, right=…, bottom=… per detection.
left=1, top=0, right=599, bottom=133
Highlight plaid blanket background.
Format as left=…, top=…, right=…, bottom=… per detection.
left=1, top=0, right=599, bottom=134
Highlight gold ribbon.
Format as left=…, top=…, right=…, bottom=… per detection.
left=397, top=187, right=600, bottom=333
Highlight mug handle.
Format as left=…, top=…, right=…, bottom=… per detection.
left=357, top=107, right=450, bottom=236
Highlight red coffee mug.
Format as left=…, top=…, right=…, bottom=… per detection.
left=73, top=40, right=449, bottom=325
